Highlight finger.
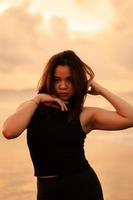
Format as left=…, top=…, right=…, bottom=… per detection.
left=60, top=105, right=64, bottom=111
left=53, top=98, right=68, bottom=111
left=61, top=103, right=68, bottom=111
left=61, top=104, right=66, bottom=111
left=59, top=102, right=68, bottom=111
left=64, top=103, right=68, bottom=111
left=54, top=99, right=65, bottom=111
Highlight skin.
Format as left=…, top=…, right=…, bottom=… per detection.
left=2, top=65, right=133, bottom=139
left=53, top=65, right=74, bottom=101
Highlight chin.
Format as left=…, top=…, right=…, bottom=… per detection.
left=60, top=97, right=69, bottom=101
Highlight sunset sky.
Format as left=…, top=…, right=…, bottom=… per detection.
left=0, top=0, right=133, bottom=92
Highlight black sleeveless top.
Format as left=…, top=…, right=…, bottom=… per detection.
left=27, top=104, right=90, bottom=176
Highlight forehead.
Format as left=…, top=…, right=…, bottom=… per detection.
left=54, top=65, right=72, bottom=77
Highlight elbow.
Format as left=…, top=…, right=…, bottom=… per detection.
left=129, top=121, right=133, bottom=128
left=127, top=117, right=133, bottom=127
left=124, top=119, right=133, bottom=129
left=2, top=128, right=16, bottom=139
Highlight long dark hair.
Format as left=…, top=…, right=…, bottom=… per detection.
left=37, top=50, right=94, bottom=123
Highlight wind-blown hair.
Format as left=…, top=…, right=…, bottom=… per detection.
left=37, top=50, right=94, bottom=122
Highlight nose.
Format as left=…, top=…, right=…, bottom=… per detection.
left=59, top=80, right=67, bottom=89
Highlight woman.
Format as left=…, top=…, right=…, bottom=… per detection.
left=2, top=50, right=133, bottom=200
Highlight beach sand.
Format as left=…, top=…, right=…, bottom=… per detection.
left=0, top=131, right=133, bottom=200
left=85, top=132, right=133, bottom=200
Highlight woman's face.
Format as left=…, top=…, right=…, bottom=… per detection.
left=53, top=65, right=75, bottom=101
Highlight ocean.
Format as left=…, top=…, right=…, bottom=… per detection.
left=0, top=89, right=133, bottom=200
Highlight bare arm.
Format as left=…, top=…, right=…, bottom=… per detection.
left=2, top=94, right=68, bottom=139
left=84, top=80, right=133, bottom=132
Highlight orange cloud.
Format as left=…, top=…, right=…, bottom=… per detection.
left=0, top=0, right=132, bottom=91
left=75, top=0, right=97, bottom=9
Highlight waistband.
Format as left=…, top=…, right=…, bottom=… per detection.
left=37, top=167, right=93, bottom=180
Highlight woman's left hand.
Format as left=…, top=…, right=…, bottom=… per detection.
left=87, top=80, right=102, bottom=95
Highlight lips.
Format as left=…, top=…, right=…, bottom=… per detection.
left=58, top=93, right=69, bottom=97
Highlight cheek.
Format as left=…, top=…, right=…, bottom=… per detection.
left=70, top=85, right=75, bottom=94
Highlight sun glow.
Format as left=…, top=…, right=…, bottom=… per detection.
left=0, top=2, right=10, bottom=13
left=66, top=2, right=113, bottom=33
left=29, top=0, right=113, bottom=34
left=40, top=11, right=113, bottom=35
left=67, top=16, right=110, bottom=33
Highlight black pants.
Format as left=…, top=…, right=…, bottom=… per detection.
left=37, top=168, right=104, bottom=200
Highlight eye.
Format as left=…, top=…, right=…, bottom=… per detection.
left=53, top=77, right=60, bottom=83
left=67, top=77, right=73, bottom=83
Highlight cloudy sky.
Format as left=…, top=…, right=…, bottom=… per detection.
left=0, top=0, right=133, bottom=92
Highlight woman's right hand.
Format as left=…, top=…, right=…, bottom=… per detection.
left=2, top=93, right=68, bottom=139
left=33, top=94, right=68, bottom=111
